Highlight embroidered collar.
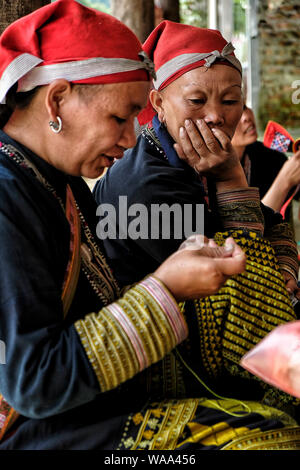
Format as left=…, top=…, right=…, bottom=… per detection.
left=143, top=114, right=194, bottom=175
left=152, top=115, right=187, bottom=169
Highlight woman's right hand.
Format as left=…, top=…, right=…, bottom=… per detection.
left=279, top=150, right=300, bottom=188
left=154, top=236, right=246, bottom=301
left=174, top=119, right=248, bottom=190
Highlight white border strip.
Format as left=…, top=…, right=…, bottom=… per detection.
left=0, top=53, right=43, bottom=104
left=154, top=47, right=242, bottom=89
left=18, top=57, right=150, bottom=92
left=0, top=54, right=151, bottom=104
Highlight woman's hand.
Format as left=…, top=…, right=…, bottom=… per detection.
left=282, top=270, right=300, bottom=299
left=173, top=118, right=248, bottom=189
left=154, top=236, right=246, bottom=301
left=262, top=150, right=300, bottom=212
left=279, top=150, right=300, bottom=188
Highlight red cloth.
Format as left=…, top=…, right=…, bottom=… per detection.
left=138, top=20, right=241, bottom=125
left=0, top=0, right=149, bottom=103
left=263, top=120, right=300, bottom=154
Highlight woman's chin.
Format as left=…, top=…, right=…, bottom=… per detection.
left=83, top=167, right=106, bottom=179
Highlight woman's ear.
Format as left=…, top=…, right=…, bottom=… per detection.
left=44, top=79, right=72, bottom=122
left=149, top=89, right=165, bottom=122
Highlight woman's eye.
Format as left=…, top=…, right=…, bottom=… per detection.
left=189, top=99, right=205, bottom=105
left=114, top=116, right=126, bottom=124
left=223, top=100, right=239, bottom=105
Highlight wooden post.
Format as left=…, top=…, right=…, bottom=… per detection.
left=110, top=0, right=155, bottom=43
left=156, top=0, right=180, bottom=22
left=0, top=0, right=50, bottom=35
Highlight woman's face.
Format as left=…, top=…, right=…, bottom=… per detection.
left=150, top=64, right=243, bottom=143
left=231, top=105, right=258, bottom=150
left=47, top=81, right=150, bottom=178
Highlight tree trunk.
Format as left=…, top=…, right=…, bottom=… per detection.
left=110, top=0, right=155, bottom=43
left=0, top=0, right=50, bottom=35
left=158, top=0, right=180, bottom=22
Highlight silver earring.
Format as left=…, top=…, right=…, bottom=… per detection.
left=159, top=116, right=166, bottom=129
left=49, top=116, right=62, bottom=134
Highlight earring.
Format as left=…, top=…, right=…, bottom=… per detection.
left=49, top=116, right=62, bottom=134
left=158, top=115, right=166, bottom=129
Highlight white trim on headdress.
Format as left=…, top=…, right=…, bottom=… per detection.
left=0, top=53, right=43, bottom=104
left=153, top=43, right=242, bottom=89
left=0, top=51, right=155, bottom=104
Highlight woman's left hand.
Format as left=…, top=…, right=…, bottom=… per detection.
left=282, top=271, right=300, bottom=299
left=174, top=118, right=247, bottom=187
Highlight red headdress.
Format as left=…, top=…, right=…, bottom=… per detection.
left=0, top=0, right=155, bottom=104
left=263, top=120, right=300, bottom=219
left=138, top=20, right=242, bottom=125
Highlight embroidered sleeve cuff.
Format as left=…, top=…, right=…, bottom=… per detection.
left=74, top=276, right=187, bottom=392
left=216, top=187, right=264, bottom=235
left=265, top=222, right=299, bottom=281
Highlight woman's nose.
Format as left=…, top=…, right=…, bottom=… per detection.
left=241, top=109, right=252, bottom=123
left=202, top=105, right=224, bottom=127
left=119, top=118, right=137, bottom=149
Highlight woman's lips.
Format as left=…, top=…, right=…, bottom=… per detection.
left=245, top=125, right=257, bottom=136
left=102, top=154, right=123, bottom=167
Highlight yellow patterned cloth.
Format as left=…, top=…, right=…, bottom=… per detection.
left=117, top=398, right=300, bottom=450
left=195, top=231, right=296, bottom=381
left=115, top=230, right=300, bottom=450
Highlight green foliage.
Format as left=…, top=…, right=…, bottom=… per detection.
left=233, top=0, right=246, bottom=34
left=180, top=0, right=246, bottom=33
left=180, top=0, right=207, bottom=27
left=76, top=0, right=111, bottom=14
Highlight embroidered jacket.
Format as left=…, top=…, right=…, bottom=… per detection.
left=94, top=118, right=298, bottom=286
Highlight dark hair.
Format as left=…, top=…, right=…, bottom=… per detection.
left=0, top=82, right=104, bottom=128
left=0, top=84, right=40, bottom=128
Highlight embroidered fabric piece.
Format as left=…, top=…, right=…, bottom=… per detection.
left=194, top=230, right=299, bottom=410
left=216, top=188, right=264, bottom=235
left=117, top=397, right=300, bottom=450
left=75, top=276, right=186, bottom=392
left=270, top=131, right=292, bottom=153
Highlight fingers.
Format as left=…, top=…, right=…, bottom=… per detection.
left=294, top=149, right=300, bottom=159
left=198, top=245, right=233, bottom=258
left=208, top=239, right=219, bottom=248
left=285, top=276, right=298, bottom=295
left=224, top=237, right=244, bottom=258
left=179, top=234, right=207, bottom=251
left=179, top=235, right=232, bottom=257
left=179, top=123, right=203, bottom=163
left=179, top=236, right=244, bottom=262
left=294, top=287, right=300, bottom=300
left=210, top=127, right=232, bottom=152
left=173, top=142, right=187, bottom=163
left=213, top=250, right=246, bottom=276
left=195, top=119, right=221, bottom=153
left=176, top=119, right=240, bottom=179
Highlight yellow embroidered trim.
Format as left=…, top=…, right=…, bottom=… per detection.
left=74, top=280, right=180, bottom=392
left=221, top=426, right=300, bottom=450
left=131, top=284, right=177, bottom=352
left=129, top=399, right=198, bottom=450
left=122, top=290, right=170, bottom=364
left=118, top=398, right=300, bottom=450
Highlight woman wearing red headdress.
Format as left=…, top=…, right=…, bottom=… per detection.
left=95, top=21, right=300, bottom=449
left=232, top=104, right=300, bottom=218
left=96, top=20, right=299, bottom=290
left=0, top=1, right=252, bottom=450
